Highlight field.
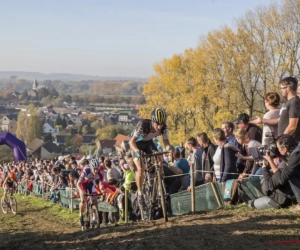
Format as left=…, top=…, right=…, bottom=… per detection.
left=1, top=191, right=300, bottom=250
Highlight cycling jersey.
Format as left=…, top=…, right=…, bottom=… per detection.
left=79, top=167, right=98, bottom=195
left=79, top=167, right=98, bottom=183
left=132, top=119, right=168, bottom=142
left=6, top=178, right=14, bottom=188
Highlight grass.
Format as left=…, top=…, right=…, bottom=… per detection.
left=0, top=189, right=78, bottom=225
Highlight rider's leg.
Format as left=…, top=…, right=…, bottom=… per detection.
left=79, top=186, right=86, bottom=216
left=3, top=184, right=8, bottom=199
left=157, top=155, right=165, bottom=172
left=133, top=157, right=144, bottom=194
left=134, top=157, right=146, bottom=207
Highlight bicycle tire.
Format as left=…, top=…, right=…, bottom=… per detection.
left=141, top=172, right=153, bottom=221
left=150, top=175, right=158, bottom=221
left=1, top=197, right=9, bottom=214
left=157, top=171, right=168, bottom=223
left=10, top=196, right=17, bottom=214
left=90, top=205, right=100, bottom=229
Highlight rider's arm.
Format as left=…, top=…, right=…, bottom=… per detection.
left=129, top=136, right=140, bottom=154
left=2, top=176, right=8, bottom=186
left=163, top=138, right=171, bottom=148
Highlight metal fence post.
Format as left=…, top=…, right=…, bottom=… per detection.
left=191, top=162, right=195, bottom=213
left=125, top=189, right=128, bottom=223
left=70, top=183, right=73, bottom=213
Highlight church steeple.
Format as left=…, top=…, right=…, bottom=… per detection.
left=32, top=79, right=38, bottom=90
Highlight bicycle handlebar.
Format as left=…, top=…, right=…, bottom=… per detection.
left=83, top=193, right=100, bottom=197
left=144, top=151, right=170, bottom=157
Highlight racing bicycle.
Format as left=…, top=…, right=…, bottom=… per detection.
left=80, top=193, right=100, bottom=231
left=140, top=151, right=169, bottom=223
left=1, top=189, right=17, bottom=215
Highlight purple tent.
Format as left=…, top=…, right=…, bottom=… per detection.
left=0, top=132, right=27, bottom=162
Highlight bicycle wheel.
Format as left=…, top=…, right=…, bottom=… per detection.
left=9, top=196, right=17, bottom=214
left=141, top=173, right=153, bottom=221
left=150, top=175, right=158, bottom=221
left=1, top=197, right=9, bottom=214
left=157, top=171, right=168, bottom=223
left=90, top=205, right=99, bottom=229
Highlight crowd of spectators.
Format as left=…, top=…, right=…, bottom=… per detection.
left=1, top=76, right=300, bottom=222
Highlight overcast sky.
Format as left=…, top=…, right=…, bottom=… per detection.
left=0, top=0, right=280, bottom=77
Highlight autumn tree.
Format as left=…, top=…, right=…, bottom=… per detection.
left=141, top=0, right=300, bottom=144
left=16, top=104, right=45, bottom=145
left=71, top=135, right=83, bottom=148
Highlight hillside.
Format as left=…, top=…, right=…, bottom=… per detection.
left=0, top=71, right=147, bottom=82
left=0, top=72, right=147, bottom=95
left=1, top=191, right=300, bottom=250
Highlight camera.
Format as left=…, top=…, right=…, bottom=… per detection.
left=258, top=132, right=281, bottom=158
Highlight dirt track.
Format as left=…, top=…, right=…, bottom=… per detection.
left=1, top=194, right=300, bottom=250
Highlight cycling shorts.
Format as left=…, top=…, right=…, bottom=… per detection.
left=136, top=140, right=158, bottom=155
left=81, top=182, right=97, bottom=195
left=7, top=181, right=14, bottom=188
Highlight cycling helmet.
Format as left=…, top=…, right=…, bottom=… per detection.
left=151, top=107, right=166, bottom=125
left=58, top=156, right=64, bottom=161
left=90, top=158, right=100, bottom=170
left=86, top=155, right=93, bottom=160
left=10, top=172, right=16, bottom=180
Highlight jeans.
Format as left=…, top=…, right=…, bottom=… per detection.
left=250, top=167, right=263, bottom=194
left=249, top=196, right=275, bottom=209
left=278, top=161, right=300, bottom=202
left=289, top=177, right=300, bottom=203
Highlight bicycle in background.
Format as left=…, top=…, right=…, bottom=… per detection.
left=80, top=193, right=100, bottom=231
left=1, top=188, right=17, bottom=215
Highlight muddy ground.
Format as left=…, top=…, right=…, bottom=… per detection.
left=0, top=193, right=300, bottom=250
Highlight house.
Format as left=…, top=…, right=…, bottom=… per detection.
left=114, top=134, right=131, bottom=146
left=31, top=140, right=62, bottom=159
left=131, top=109, right=139, bottom=118
left=0, top=114, right=18, bottom=134
left=67, top=114, right=82, bottom=127
left=82, top=135, right=96, bottom=146
left=53, top=135, right=68, bottom=146
left=27, top=138, right=44, bottom=152
left=96, top=139, right=116, bottom=154
left=53, top=134, right=96, bottom=146
left=114, top=140, right=130, bottom=156
left=42, top=122, right=59, bottom=134
left=119, top=113, right=129, bottom=122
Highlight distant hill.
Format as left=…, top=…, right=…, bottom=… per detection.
left=0, top=71, right=148, bottom=82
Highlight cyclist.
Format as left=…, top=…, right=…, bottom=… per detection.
left=129, top=107, right=172, bottom=207
left=77, top=158, right=100, bottom=226
left=2, top=172, right=18, bottom=199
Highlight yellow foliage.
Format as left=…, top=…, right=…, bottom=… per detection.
left=141, top=0, right=300, bottom=145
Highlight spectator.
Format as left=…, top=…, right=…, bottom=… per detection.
left=222, top=121, right=245, bottom=173
left=233, top=113, right=262, bottom=143
left=249, top=134, right=300, bottom=209
left=212, top=128, right=238, bottom=182
left=185, top=137, right=203, bottom=190
left=105, top=159, right=121, bottom=181
left=234, top=128, right=262, bottom=181
left=196, top=132, right=216, bottom=182
left=260, top=77, right=300, bottom=141
left=173, top=149, right=190, bottom=190
left=250, top=92, right=281, bottom=145
left=178, top=142, right=185, bottom=159
left=278, top=77, right=300, bottom=141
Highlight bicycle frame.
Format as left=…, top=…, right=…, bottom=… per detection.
left=81, top=193, right=99, bottom=231
left=140, top=151, right=169, bottom=222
